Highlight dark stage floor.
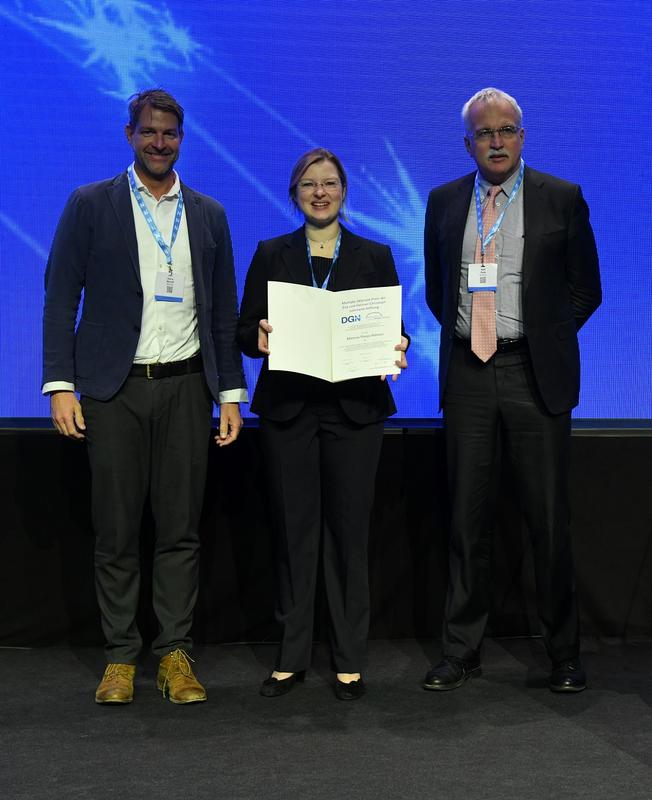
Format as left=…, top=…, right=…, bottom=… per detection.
left=2, top=638, right=652, bottom=800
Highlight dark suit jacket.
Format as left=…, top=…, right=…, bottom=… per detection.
left=236, top=226, right=402, bottom=425
left=424, top=167, right=601, bottom=414
left=42, top=171, right=246, bottom=402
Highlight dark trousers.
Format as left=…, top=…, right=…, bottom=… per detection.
left=82, top=372, right=213, bottom=663
left=260, top=402, right=384, bottom=673
left=442, top=340, right=579, bottom=664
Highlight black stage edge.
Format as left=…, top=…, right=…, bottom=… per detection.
left=1, top=422, right=651, bottom=647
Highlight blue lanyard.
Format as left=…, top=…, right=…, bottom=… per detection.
left=474, top=159, right=524, bottom=260
left=305, top=231, right=342, bottom=289
left=128, top=165, right=184, bottom=271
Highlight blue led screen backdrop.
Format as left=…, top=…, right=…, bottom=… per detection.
left=1, top=0, right=650, bottom=418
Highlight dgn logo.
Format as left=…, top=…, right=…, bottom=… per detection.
left=341, top=314, right=361, bottom=324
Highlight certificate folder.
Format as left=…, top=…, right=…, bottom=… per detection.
left=267, top=281, right=402, bottom=383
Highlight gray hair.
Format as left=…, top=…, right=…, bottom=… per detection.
left=461, top=88, right=523, bottom=133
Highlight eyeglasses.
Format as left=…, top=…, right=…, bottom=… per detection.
left=297, top=179, right=342, bottom=193
left=472, top=125, right=521, bottom=141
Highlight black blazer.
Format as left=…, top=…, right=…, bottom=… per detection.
left=424, top=167, right=601, bottom=414
left=237, top=226, right=403, bottom=424
left=43, top=171, right=246, bottom=402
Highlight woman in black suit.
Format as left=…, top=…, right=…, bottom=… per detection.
left=237, top=148, right=408, bottom=700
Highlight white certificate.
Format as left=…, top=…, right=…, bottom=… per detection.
left=267, top=282, right=402, bottom=382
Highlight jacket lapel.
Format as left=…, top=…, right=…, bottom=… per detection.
left=281, top=227, right=312, bottom=285
left=182, top=182, right=206, bottom=306
left=106, top=172, right=140, bottom=282
left=448, top=173, right=475, bottom=300
left=521, top=167, right=545, bottom=297
left=334, top=226, right=363, bottom=289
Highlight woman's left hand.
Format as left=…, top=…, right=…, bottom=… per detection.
left=381, top=336, right=409, bottom=382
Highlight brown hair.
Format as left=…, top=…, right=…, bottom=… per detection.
left=288, top=147, right=348, bottom=217
left=127, top=88, right=184, bottom=130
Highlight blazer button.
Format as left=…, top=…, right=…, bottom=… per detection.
left=134, top=325, right=140, bottom=332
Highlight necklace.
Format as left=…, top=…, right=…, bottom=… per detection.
left=307, top=233, right=338, bottom=251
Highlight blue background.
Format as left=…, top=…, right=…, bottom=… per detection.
left=1, top=0, right=650, bottom=418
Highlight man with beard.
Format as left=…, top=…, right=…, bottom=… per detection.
left=43, top=89, right=246, bottom=704
left=423, top=87, right=601, bottom=693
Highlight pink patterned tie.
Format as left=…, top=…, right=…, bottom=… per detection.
left=471, top=184, right=501, bottom=362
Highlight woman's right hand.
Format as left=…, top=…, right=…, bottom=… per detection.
left=258, top=319, right=273, bottom=355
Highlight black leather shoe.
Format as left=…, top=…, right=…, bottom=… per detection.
left=423, top=657, right=481, bottom=691
left=334, top=678, right=366, bottom=701
left=259, top=671, right=305, bottom=697
left=549, top=659, right=586, bottom=693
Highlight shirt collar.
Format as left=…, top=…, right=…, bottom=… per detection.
left=128, top=162, right=181, bottom=199
left=477, top=163, right=522, bottom=198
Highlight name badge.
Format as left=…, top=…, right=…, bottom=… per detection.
left=155, top=270, right=185, bottom=303
left=468, top=262, right=497, bottom=292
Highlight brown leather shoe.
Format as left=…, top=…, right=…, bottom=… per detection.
left=157, top=648, right=207, bottom=704
left=95, top=663, right=136, bottom=704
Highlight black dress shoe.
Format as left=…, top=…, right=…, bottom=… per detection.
left=423, top=657, right=481, bottom=691
left=334, top=678, right=366, bottom=701
left=259, top=671, right=305, bottom=697
left=549, top=659, right=586, bottom=693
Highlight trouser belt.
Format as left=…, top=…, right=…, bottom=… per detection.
left=455, top=337, right=527, bottom=354
left=129, top=353, right=203, bottom=380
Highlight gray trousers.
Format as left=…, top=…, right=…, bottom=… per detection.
left=82, top=372, right=213, bottom=663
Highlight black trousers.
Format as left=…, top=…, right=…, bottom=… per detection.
left=260, top=401, right=384, bottom=673
left=82, top=372, right=213, bottom=663
left=442, top=340, right=579, bottom=664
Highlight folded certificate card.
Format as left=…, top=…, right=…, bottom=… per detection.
left=267, top=282, right=402, bottom=383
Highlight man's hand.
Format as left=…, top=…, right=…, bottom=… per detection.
left=258, top=319, right=273, bottom=355
left=214, top=402, right=243, bottom=447
left=50, top=391, right=86, bottom=439
left=381, top=336, right=409, bottom=382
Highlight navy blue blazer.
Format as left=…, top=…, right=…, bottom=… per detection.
left=425, top=167, right=601, bottom=414
left=42, top=171, right=246, bottom=402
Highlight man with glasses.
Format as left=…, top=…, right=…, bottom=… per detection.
left=423, top=88, right=601, bottom=692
